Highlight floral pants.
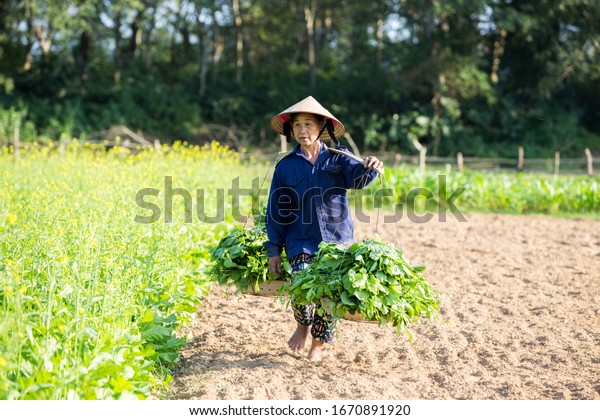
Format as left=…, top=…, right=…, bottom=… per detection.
left=288, top=253, right=335, bottom=343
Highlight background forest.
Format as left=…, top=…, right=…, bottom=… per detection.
left=0, top=0, right=599, bottom=157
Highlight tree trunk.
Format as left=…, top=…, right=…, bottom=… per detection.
left=78, top=30, right=91, bottom=83
left=375, top=0, right=386, bottom=69
left=129, top=10, right=143, bottom=60
left=320, top=8, right=332, bottom=52
left=491, top=29, right=507, bottom=84
left=144, top=9, right=157, bottom=69
left=198, top=28, right=209, bottom=98
left=34, top=24, right=53, bottom=56
left=375, top=14, right=383, bottom=68
left=113, top=11, right=122, bottom=85
left=211, top=7, right=224, bottom=86
left=22, top=7, right=34, bottom=72
left=304, top=0, right=317, bottom=90
left=232, top=0, right=243, bottom=84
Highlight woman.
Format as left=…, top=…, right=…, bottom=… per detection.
left=265, top=96, right=383, bottom=362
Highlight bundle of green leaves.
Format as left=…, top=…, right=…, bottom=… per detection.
left=285, top=239, right=440, bottom=339
left=209, top=224, right=291, bottom=293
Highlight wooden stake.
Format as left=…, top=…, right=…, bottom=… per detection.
left=457, top=152, right=464, bottom=173
left=517, top=146, right=524, bottom=171
left=419, top=147, right=427, bottom=174
left=584, top=148, right=593, bottom=176
left=280, top=134, right=287, bottom=153
left=553, top=151, right=560, bottom=176
left=394, top=153, right=402, bottom=167
left=343, top=133, right=361, bottom=157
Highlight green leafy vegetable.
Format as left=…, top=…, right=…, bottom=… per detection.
left=284, top=239, right=441, bottom=339
left=209, top=223, right=292, bottom=293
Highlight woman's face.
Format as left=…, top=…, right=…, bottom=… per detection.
left=292, top=113, right=323, bottom=146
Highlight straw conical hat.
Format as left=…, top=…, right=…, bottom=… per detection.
left=270, top=96, right=345, bottom=140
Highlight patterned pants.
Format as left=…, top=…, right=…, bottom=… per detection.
left=288, top=253, right=335, bottom=343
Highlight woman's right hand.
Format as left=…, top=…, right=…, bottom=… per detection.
left=268, top=255, right=282, bottom=278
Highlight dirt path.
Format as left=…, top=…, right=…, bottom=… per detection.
left=170, top=213, right=599, bottom=399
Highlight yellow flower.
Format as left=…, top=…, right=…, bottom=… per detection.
left=5, top=287, right=14, bottom=298
left=7, top=213, right=17, bottom=224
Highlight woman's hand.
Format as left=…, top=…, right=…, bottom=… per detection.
left=363, top=156, right=384, bottom=171
left=268, top=255, right=282, bottom=278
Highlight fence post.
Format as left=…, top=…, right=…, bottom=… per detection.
left=154, top=139, right=161, bottom=151
left=343, top=133, right=362, bottom=157
left=13, top=122, right=20, bottom=162
left=280, top=134, right=287, bottom=153
left=585, top=148, right=593, bottom=176
left=419, top=147, right=427, bottom=174
left=119, top=139, right=130, bottom=157
left=517, top=146, right=524, bottom=172
left=457, top=152, right=464, bottom=173
left=394, top=153, right=402, bottom=167
left=553, top=151, right=560, bottom=176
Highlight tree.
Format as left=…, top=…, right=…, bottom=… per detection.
left=0, top=0, right=597, bottom=156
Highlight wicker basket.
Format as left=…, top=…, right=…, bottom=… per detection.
left=243, top=286, right=382, bottom=323
left=340, top=311, right=379, bottom=323
left=242, top=280, right=288, bottom=297
left=320, top=298, right=380, bottom=323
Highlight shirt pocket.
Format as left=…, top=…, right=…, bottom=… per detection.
left=321, top=164, right=343, bottom=190
left=282, top=174, right=304, bottom=207
left=284, top=174, right=302, bottom=187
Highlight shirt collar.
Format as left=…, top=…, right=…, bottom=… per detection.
left=292, top=141, right=327, bottom=158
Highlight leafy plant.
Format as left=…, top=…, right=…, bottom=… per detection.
left=139, top=311, right=186, bottom=365
left=209, top=223, right=292, bottom=293
left=285, top=239, right=441, bottom=340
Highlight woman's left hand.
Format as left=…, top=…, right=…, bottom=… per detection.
left=363, top=156, right=384, bottom=171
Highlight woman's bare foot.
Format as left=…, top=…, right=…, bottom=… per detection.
left=307, top=339, right=324, bottom=362
left=288, top=323, right=310, bottom=352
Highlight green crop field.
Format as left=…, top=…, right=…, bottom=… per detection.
left=375, top=166, right=599, bottom=217
left=0, top=142, right=265, bottom=399
left=0, top=142, right=598, bottom=399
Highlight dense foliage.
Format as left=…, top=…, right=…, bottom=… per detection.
left=209, top=223, right=292, bottom=293
left=0, top=1, right=599, bottom=157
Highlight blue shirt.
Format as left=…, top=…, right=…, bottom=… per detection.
left=264, top=143, right=378, bottom=259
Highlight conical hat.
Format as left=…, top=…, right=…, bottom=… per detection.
left=269, top=96, right=345, bottom=140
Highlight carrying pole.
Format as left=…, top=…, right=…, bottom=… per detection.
left=326, top=146, right=384, bottom=175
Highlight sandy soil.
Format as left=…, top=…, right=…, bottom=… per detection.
left=170, top=213, right=599, bottom=400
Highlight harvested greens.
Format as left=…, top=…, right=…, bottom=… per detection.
left=285, top=239, right=440, bottom=338
left=210, top=225, right=440, bottom=338
left=209, top=224, right=292, bottom=293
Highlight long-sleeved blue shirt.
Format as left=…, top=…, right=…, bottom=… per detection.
left=264, top=143, right=378, bottom=259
